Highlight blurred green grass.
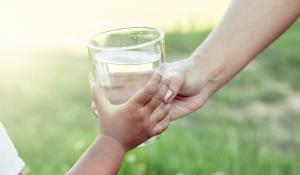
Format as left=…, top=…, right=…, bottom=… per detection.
left=1, top=21, right=300, bottom=175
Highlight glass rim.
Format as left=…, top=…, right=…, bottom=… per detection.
left=87, top=27, right=164, bottom=51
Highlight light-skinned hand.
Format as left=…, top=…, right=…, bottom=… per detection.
left=163, top=58, right=220, bottom=121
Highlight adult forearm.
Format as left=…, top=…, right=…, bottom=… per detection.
left=66, top=135, right=125, bottom=175
left=193, top=0, right=300, bottom=93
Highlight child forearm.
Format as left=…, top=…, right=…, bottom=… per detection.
left=67, top=73, right=170, bottom=174
left=66, top=135, right=126, bottom=175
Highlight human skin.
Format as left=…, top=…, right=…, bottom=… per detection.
left=163, top=0, right=300, bottom=120
left=67, top=72, right=171, bottom=175
left=66, top=0, right=300, bottom=173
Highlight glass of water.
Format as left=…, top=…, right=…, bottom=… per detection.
left=87, top=27, right=166, bottom=146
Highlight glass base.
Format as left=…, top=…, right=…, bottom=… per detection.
left=138, top=135, right=160, bottom=147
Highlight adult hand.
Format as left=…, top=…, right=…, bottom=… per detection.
left=163, top=57, right=222, bottom=121
left=162, top=0, right=300, bottom=121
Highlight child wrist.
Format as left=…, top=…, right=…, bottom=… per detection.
left=99, top=135, right=129, bottom=153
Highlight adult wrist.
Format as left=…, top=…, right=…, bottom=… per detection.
left=189, top=48, right=226, bottom=84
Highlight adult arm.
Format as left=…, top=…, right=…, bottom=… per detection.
left=164, top=0, right=300, bottom=120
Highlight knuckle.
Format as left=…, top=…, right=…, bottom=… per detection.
left=152, top=98, right=162, bottom=107
left=157, top=93, right=165, bottom=101
left=144, top=86, right=155, bottom=97
left=136, top=109, right=145, bottom=119
left=153, top=73, right=162, bottom=82
left=126, top=104, right=137, bottom=114
left=167, top=72, right=180, bottom=81
left=155, top=91, right=167, bottom=103
left=169, top=72, right=183, bottom=82
left=141, top=107, right=151, bottom=115
left=162, top=106, right=170, bottom=115
left=162, top=77, right=170, bottom=85
left=130, top=114, right=143, bottom=124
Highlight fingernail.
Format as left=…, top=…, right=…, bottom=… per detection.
left=164, top=90, right=173, bottom=102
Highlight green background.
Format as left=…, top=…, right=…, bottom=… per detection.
left=0, top=3, right=299, bottom=174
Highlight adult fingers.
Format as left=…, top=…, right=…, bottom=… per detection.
left=163, top=65, right=185, bottom=103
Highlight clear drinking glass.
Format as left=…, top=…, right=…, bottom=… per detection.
left=88, top=27, right=166, bottom=146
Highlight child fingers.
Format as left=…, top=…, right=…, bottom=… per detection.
left=128, top=72, right=162, bottom=107
left=89, top=73, right=109, bottom=111
left=151, top=103, right=171, bottom=126
left=91, top=101, right=100, bottom=119
left=145, top=78, right=169, bottom=112
left=151, top=115, right=170, bottom=136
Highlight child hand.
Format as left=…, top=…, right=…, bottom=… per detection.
left=90, top=72, right=171, bottom=152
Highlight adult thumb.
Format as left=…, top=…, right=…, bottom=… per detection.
left=163, top=66, right=185, bottom=103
